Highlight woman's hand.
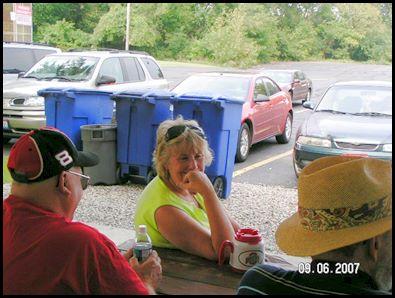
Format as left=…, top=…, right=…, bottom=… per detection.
left=181, top=170, right=215, bottom=197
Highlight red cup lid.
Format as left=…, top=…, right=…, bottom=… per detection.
left=235, top=228, right=262, bottom=244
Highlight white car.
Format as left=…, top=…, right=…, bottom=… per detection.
left=3, top=42, right=61, bottom=84
left=3, top=50, right=169, bottom=142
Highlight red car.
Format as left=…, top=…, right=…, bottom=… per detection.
left=171, top=72, right=293, bottom=162
left=260, top=69, right=313, bottom=103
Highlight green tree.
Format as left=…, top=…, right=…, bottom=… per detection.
left=92, top=4, right=127, bottom=49
left=337, top=3, right=392, bottom=62
left=128, top=3, right=162, bottom=51
left=278, top=20, right=320, bottom=61
left=36, top=19, right=92, bottom=50
left=374, top=3, right=392, bottom=27
left=31, top=3, right=391, bottom=65
left=310, top=3, right=338, bottom=26
left=196, top=7, right=260, bottom=67
left=240, top=4, right=279, bottom=63
left=33, top=3, right=77, bottom=33
left=33, top=3, right=109, bottom=37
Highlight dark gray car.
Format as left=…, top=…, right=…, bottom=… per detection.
left=293, top=81, right=392, bottom=176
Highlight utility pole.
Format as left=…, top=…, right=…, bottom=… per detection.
left=125, top=3, right=130, bottom=50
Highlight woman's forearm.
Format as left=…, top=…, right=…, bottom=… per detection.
left=229, top=214, right=240, bottom=232
left=200, top=188, right=235, bottom=256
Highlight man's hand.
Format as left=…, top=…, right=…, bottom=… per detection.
left=129, top=250, right=162, bottom=291
left=122, top=247, right=134, bottom=261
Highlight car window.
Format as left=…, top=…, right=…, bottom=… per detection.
left=99, top=58, right=124, bottom=83
left=25, top=55, right=99, bottom=81
left=172, top=75, right=250, bottom=101
left=263, top=78, right=280, bottom=96
left=254, top=78, right=269, bottom=98
left=32, top=49, right=58, bottom=64
left=316, top=85, right=392, bottom=115
left=141, top=57, right=164, bottom=79
left=3, top=48, right=35, bottom=73
left=263, top=71, right=293, bottom=84
left=296, top=71, right=305, bottom=80
left=121, top=57, right=145, bottom=82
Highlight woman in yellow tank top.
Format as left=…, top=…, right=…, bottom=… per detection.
left=134, top=116, right=239, bottom=261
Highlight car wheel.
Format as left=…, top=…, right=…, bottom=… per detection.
left=302, top=89, right=311, bottom=103
left=276, top=113, right=293, bottom=144
left=213, top=176, right=225, bottom=199
left=236, top=123, right=250, bottom=163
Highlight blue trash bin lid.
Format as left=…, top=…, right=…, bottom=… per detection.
left=37, top=87, right=67, bottom=97
left=37, top=87, right=113, bottom=98
left=111, top=89, right=174, bottom=104
left=170, top=94, right=244, bottom=108
left=62, top=88, right=113, bottom=98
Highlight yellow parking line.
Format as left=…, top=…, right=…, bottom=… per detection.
left=295, top=109, right=310, bottom=114
left=233, top=149, right=293, bottom=177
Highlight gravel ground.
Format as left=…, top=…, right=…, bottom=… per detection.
left=3, top=181, right=298, bottom=254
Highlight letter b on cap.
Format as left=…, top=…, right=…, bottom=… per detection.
left=55, top=150, right=73, bottom=167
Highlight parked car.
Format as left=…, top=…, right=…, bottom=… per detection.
left=3, top=50, right=169, bottom=143
left=293, top=81, right=392, bottom=176
left=171, top=72, right=293, bottom=162
left=260, top=69, right=312, bottom=103
left=3, top=42, right=61, bottom=84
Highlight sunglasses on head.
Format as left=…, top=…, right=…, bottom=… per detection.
left=165, top=124, right=206, bottom=142
left=67, top=170, right=91, bottom=190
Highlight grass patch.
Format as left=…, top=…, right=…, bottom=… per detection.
left=3, top=155, right=12, bottom=184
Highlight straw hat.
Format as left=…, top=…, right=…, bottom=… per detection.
left=276, top=156, right=392, bottom=256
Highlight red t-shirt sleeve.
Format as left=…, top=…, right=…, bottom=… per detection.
left=64, top=223, right=149, bottom=295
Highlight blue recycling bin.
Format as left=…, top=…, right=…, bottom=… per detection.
left=170, top=95, right=244, bottom=199
left=111, top=90, right=173, bottom=183
left=38, top=88, right=114, bottom=150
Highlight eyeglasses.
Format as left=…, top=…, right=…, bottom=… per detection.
left=165, top=125, right=206, bottom=142
left=67, top=170, right=91, bottom=190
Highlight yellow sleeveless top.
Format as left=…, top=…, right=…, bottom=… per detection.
left=134, top=176, right=210, bottom=248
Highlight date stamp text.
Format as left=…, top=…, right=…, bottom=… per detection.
left=298, top=262, right=360, bottom=274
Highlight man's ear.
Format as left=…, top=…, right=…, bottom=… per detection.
left=367, top=236, right=379, bottom=262
left=57, top=171, right=71, bottom=197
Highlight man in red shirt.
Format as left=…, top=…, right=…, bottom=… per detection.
left=3, top=127, right=162, bottom=294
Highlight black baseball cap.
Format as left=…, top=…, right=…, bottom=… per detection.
left=7, top=127, right=99, bottom=183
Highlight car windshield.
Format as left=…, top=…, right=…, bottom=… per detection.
left=172, top=75, right=251, bottom=101
left=24, top=55, right=99, bottom=81
left=262, top=71, right=292, bottom=84
left=316, top=85, right=392, bottom=116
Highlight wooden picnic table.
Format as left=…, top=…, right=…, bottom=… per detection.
left=118, top=239, right=306, bottom=295
left=118, top=239, right=242, bottom=294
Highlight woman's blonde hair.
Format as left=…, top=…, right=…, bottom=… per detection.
left=153, top=116, right=213, bottom=180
